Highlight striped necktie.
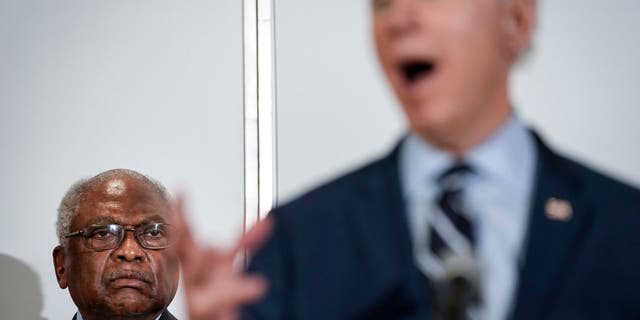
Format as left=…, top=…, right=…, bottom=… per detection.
left=427, top=163, right=480, bottom=320
left=429, top=163, right=475, bottom=260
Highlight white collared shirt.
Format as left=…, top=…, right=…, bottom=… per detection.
left=399, top=116, right=537, bottom=320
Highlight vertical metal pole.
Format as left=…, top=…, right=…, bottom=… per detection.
left=243, top=0, right=259, bottom=231
left=243, top=0, right=276, bottom=232
left=257, top=0, right=277, bottom=220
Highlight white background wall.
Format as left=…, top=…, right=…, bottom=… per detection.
left=0, top=1, right=244, bottom=318
left=275, top=0, right=640, bottom=202
left=0, top=1, right=639, bottom=319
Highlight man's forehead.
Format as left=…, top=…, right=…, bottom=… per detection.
left=76, top=197, right=170, bottom=217
left=104, top=178, right=127, bottom=196
left=84, top=175, right=166, bottom=202
left=84, top=213, right=169, bottom=226
left=74, top=176, right=171, bottom=225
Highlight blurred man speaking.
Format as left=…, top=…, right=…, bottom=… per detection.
left=53, top=169, right=179, bottom=320
left=177, top=0, right=640, bottom=319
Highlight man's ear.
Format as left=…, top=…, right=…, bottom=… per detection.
left=502, top=0, right=537, bottom=61
left=53, top=245, right=68, bottom=289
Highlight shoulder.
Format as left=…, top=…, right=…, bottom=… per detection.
left=562, top=156, right=640, bottom=233
left=535, top=134, right=640, bottom=221
left=273, top=144, right=400, bottom=223
left=546, top=145, right=639, bottom=206
left=566, top=157, right=638, bottom=200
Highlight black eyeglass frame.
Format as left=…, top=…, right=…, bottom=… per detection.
left=63, top=223, right=173, bottom=251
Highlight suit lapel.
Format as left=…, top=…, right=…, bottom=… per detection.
left=159, top=310, right=177, bottom=320
left=511, top=134, right=594, bottom=319
left=346, top=141, right=432, bottom=319
left=352, top=142, right=414, bottom=281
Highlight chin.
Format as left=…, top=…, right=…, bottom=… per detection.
left=108, top=305, right=158, bottom=318
left=106, top=293, right=157, bottom=314
left=407, top=106, right=459, bottom=138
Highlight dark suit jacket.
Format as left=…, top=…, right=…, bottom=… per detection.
left=72, top=310, right=177, bottom=320
left=245, top=134, right=640, bottom=320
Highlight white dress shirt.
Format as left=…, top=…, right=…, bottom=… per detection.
left=399, top=116, right=537, bottom=320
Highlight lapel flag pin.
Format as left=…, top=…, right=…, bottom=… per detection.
left=545, top=197, right=573, bottom=221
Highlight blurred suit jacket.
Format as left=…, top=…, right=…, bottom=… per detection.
left=245, top=133, right=640, bottom=320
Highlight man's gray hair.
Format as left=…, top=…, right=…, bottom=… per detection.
left=56, top=169, right=171, bottom=245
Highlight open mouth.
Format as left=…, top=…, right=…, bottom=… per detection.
left=400, top=60, right=436, bottom=84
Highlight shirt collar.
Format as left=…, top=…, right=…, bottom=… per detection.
left=400, top=129, right=454, bottom=199
left=400, top=115, right=536, bottom=198
left=465, top=115, right=536, bottom=194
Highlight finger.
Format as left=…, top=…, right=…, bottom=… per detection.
left=232, top=215, right=274, bottom=256
left=190, top=307, right=238, bottom=320
left=173, top=194, right=191, bottom=245
left=194, top=274, right=268, bottom=311
left=191, top=247, right=227, bottom=286
left=172, top=194, right=206, bottom=278
left=173, top=195, right=196, bottom=261
left=188, top=277, right=266, bottom=320
left=218, top=310, right=240, bottom=320
left=221, top=275, right=268, bottom=305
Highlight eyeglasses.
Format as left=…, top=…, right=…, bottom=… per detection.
left=64, top=223, right=173, bottom=251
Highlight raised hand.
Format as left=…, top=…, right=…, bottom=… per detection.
left=173, top=195, right=273, bottom=320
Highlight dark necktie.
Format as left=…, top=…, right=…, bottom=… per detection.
left=428, top=163, right=479, bottom=320
left=429, top=163, right=475, bottom=259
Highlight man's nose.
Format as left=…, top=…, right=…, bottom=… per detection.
left=113, top=232, right=145, bottom=262
left=385, top=0, right=421, bottom=38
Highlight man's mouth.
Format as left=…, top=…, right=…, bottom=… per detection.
left=400, top=60, right=436, bottom=85
left=106, top=270, right=152, bottom=288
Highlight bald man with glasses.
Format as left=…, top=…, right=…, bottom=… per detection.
left=52, top=169, right=179, bottom=320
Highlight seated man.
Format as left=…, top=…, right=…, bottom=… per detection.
left=52, top=169, right=179, bottom=320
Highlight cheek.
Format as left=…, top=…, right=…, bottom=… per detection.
left=373, top=36, right=390, bottom=70
left=150, top=252, right=180, bottom=291
left=68, top=252, right=110, bottom=301
left=441, top=15, right=506, bottom=88
left=71, top=252, right=106, bottom=278
left=371, top=22, right=392, bottom=63
left=442, top=3, right=504, bottom=52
